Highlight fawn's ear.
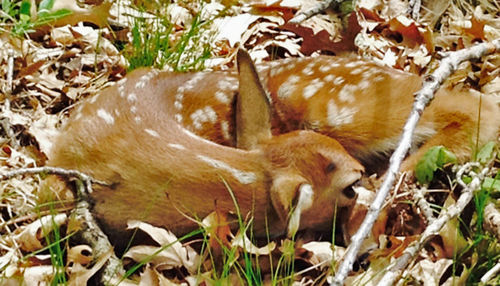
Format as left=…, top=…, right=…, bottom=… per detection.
left=235, top=49, right=272, bottom=150
left=270, top=174, right=314, bottom=237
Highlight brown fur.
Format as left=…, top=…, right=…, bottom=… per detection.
left=47, top=51, right=364, bottom=246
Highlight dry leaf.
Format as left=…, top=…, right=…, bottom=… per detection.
left=231, top=231, right=276, bottom=255
left=15, top=214, right=67, bottom=252
left=28, top=112, right=60, bottom=156
left=67, top=248, right=113, bottom=286
left=125, top=221, right=200, bottom=273
left=43, top=0, right=112, bottom=28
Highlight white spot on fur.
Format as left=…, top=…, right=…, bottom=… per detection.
left=128, top=93, right=137, bottom=102
left=184, top=73, right=205, bottom=91
left=303, top=79, right=324, bottom=99
left=333, top=77, right=345, bottom=85
left=358, top=80, right=370, bottom=90
left=278, top=75, right=300, bottom=98
left=197, top=155, right=257, bottom=184
left=135, top=116, right=141, bottom=123
left=327, top=100, right=357, bottom=126
left=215, top=90, right=230, bottom=104
left=350, top=67, right=366, bottom=75
left=131, top=106, right=137, bottom=114
left=97, top=109, right=114, bottom=125
left=324, top=74, right=335, bottom=82
left=338, top=84, right=357, bottom=103
left=302, top=65, right=314, bottom=76
left=345, top=61, right=362, bottom=68
left=191, top=106, right=217, bottom=130
left=218, top=78, right=237, bottom=91
left=114, top=109, right=120, bottom=116
left=174, top=101, right=182, bottom=110
left=373, top=75, right=386, bottom=82
left=168, top=143, right=186, bottom=150
left=145, top=128, right=160, bottom=137
left=221, top=121, right=230, bottom=140
left=174, top=114, right=182, bottom=123
left=90, top=94, right=99, bottom=104
left=117, top=79, right=126, bottom=98
left=319, top=65, right=331, bottom=73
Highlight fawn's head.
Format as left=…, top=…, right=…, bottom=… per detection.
left=236, top=50, right=364, bottom=235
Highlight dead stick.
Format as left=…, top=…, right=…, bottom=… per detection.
left=379, top=163, right=488, bottom=284
left=332, top=38, right=500, bottom=285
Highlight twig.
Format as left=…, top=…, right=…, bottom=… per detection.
left=288, top=0, right=339, bottom=24
left=0, top=166, right=107, bottom=194
left=6, top=49, right=14, bottom=95
left=414, top=187, right=435, bottom=224
left=332, top=39, right=500, bottom=285
left=0, top=166, right=125, bottom=282
left=481, top=260, right=500, bottom=284
left=72, top=181, right=126, bottom=283
left=484, top=202, right=500, bottom=240
left=379, top=163, right=488, bottom=285
left=408, top=0, right=422, bottom=20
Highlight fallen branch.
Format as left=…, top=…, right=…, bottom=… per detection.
left=288, top=0, right=339, bottom=24
left=0, top=166, right=126, bottom=283
left=408, top=0, right=422, bottom=20
left=379, top=163, right=488, bottom=285
left=0, top=166, right=104, bottom=194
left=484, top=202, right=500, bottom=240
left=414, top=187, right=435, bottom=224
left=481, top=260, right=500, bottom=284
left=332, top=39, right=500, bottom=285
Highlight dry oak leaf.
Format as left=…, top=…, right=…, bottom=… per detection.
left=282, top=12, right=361, bottom=55
left=463, top=15, right=486, bottom=41
left=124, top=221, right=200, bottom=274
left=67, top=248, right=112, bottom=286
left=14, top=214, right=67, bottom=252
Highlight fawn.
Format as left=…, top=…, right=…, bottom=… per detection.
left=161, top=55, right=500, bottom=174
left=47, top=50, right=364, bottom=245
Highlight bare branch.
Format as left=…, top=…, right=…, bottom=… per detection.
left=288, top=0, right=340, bottom=24
left=0, top=166, right=125, bottom=281
left=408, top=0, right=422, bottom=20
left=414, top=187, right=435, bottom=224
left=0, top=166, right=107, bottom=194
left=379, top=163, right=488, bottom=284
left=332, top=39, right=500, bottom=285
left=481, top=260, right=500, bottom=284
left=484, top=202, right=500, bottom=240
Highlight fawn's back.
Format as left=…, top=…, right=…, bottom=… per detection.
left=165, top=56, right=500, bottom=172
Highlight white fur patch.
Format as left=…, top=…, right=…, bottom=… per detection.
left=327, top=100, right=357, bottom=126
left=127, top=93, right=137, bottom=102
left=218, top=78, right=237, bottom=91
left=333, top=77, right=345, bottom=85
left=168, top=143, right=186, bottom=150
left=191, top=106, right=217, bottom=130
left=174, top=114, right=182, bottom=123
left=338, top=84, right=357, bottom=103
left=89, top=94, right=99, bottom=104
left=221, top=121, right=230, bottom=140
left=145, top=128, right=160, bottom=138
left=303, top=78, right=324, bottom=99
left=324, top=74, right=335, bottom=82
left=215, top=90, right=230, bottom=104
left=97, top=109, right=114, bottom=124
left=130, top=106, right=137, bottom=114
left=197, top=154, right=257, bottom=184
